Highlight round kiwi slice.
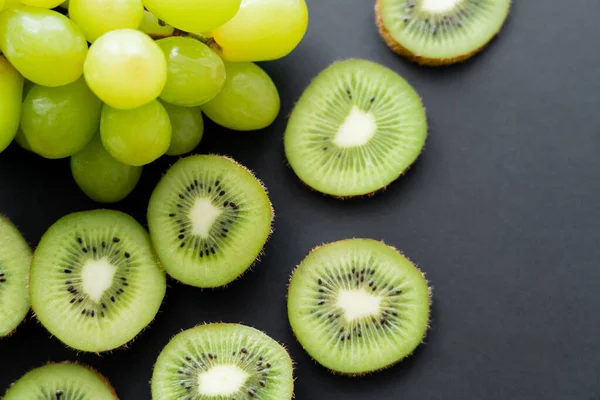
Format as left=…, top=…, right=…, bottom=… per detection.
left=152, top=323, right=294, bottom=399
left=287, top=238, right=431, bottom=375
left=147, top=155, right=273, bottom=288
left=376, top=0, right=512, bottom=65
left=284, top=59, right=427, bottom=198
left=0, top=216, right=32, bottom=337
left=4, top=362, right=118, bottom=399
left=30, top=209, right=167, bottom=353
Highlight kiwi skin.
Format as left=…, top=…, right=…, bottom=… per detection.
left=375, top=0, right=512, bottom=66
left=287, top=238, right=433, bottom=377
left=149, top=154, right=275, bottom=288
left=4, top=361, right=119, bottom=399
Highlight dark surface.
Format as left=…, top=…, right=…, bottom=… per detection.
left=1, top=1, right=600, bottom=399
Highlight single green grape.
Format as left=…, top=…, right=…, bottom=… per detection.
left=138, top=10, right=174, bottom=38
left=143, top=0, right=241, bottom=33
left=0, top=0, right=5, bottom=11
left=19, top=0, right=64, bottom=7
left=156, top=37, right=226, bottom=107
left=0, top=7, right=88, bottom=87
left=211, top=0, right=308, bottom=62
left=71, top=134, right=143, bottom=203
left=84, top=29, right=167, bottom=110
left=3, top=0, right=21, bottom=9
left=21, top=77, right=102, bottom=159
left=100, top=100, right=171, bottom=166
left=69, top=0, right=144, bottom=43
left=201, top=62, right=280, bottom=131
left=0, top=56, right=24, bottom=153
left=160, top=101, right=204, bottom=156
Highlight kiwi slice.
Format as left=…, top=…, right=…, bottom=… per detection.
left=284, top=59, right=427, bottom=198
left=376, top=0, right=512, bottom=65
left=0, top=216, right=32, bottom=337
left=287, top=238, right=431, bottom=375
left=29, top=209, right=167, bottom=353
left=152, top=323, right=294, bottom=399
left=147, top=155, right=273, bottom=288
left=4, top=362, right=118, bottom=399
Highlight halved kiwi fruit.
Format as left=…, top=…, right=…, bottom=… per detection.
left=3, top=362, right=118, bottom=399
left=376, top=0, right=512, bottom=65
left=287, top=238, right=431, bottom=375
left=0, top=216, right=32, bottom=337
left=284, top=59, right=427, bottom=198
left=29, top=209, right=167, bottom=353
left=152, top=323, right=294, bottom=399
left=147, top=155, right=273, bottom=288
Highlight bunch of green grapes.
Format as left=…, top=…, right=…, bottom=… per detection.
left=0, top=0, right=308, bottom=202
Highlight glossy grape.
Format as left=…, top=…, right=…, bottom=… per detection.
left=160, top=101, right=204, bottom=156
left=20, top=77, right=102, bottom=159
left=71, top=134, right=143, bottom=203
left=157, top=37, right=226, bottom=107
left=138, top=10, right=174, bottom=39
left=201, top=62, right=280, bottom=131
left=0, top=7, right=88, bottom=87
left=69, top=0, right=144, bottom=43
left=20, top=0, right=64, bottom=8
left=100, top=100, right=171, bottom=166
left=143, top=0, right=241, bottom=33
left=84, top=29, right=167, bottom=110
left=211, top=0, right=308, bottom=62
left=0, top=56, right=24, bottom=153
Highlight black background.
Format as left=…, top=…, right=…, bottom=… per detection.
left=1, top=1, right=600, bottom=399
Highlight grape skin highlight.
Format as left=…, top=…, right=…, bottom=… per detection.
left=0, top=7, right=88, bottom=87
left=69, top=0, right=144, bottom=43
left=100, top=100, right=172, bottom=166
left=201, top=62, right=280, bottom=131
left=20, top=77, right=102, bottom=159
left=211, top=0, right=309, bottom=62
left=157, top=37, right=226, bottom=107
left=84, top=29, right=167, bottom=110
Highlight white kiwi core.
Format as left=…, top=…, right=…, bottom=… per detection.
left=336, top=289, right=382, bottom=322
left=197, top=365, right=250, bottom=396
left=333, top=106, right=377, bottom=148
left=420, top=0, right=462, bottom=13
left=190, top=198, right=222, bottom=238
left=81, top=258, right=117, bottom=302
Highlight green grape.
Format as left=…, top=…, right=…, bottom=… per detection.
left=19, top=0, right=64, bottom=7
left=69, top=0, right=144, bottom=43
left=84, top=29, right=167, bottom=110
left=143, top=0, right=241, bottom=33
left=100, top=100, right=171, bottom=166
left=211, top=0, right=308, bottom=62
left=3, top=0, right=21, bottom=8
left=0, top=7, right=88, bottom=87
left=138, top=10, right=174, bottom=38
left=59, top=0, right=69, bottom=8
left=160, top=101, right=204, bottom=156
left=0, top=0, right=5, bottom=11
left=201, top=62, right=280, bottom=131
left=71, top=134, right=143, bottom=203
left=21, top=77, right=102, bottom=159
left=0, top=56, right=24, bottom=153
left=156, top=37, right=226, bottom=107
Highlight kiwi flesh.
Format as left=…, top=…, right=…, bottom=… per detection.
left=287, top=238, right=431, bottom=375
left=0, top=216, right=32, bottom=337
left=3, top=362, right=118, bottom=399
left=147, top=155, right=273, bottom=288
left=29, top=209, right=166, bottom=353
left=376, top=0, right=512, bottom=66
left=284, top=59, right=427, bottom=198
left=152, top=323, right=294, bottom=400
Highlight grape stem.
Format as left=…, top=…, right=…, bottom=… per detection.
left=171, top=30, right=223, bottom=54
